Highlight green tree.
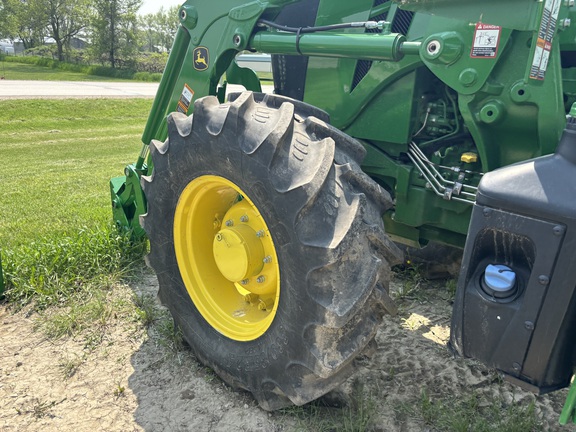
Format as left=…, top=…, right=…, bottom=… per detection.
left=139, top=12, right=157, bottom=52
left=138, top=5, right=179, bottom=53
left=0, top=0, right=46, bottom=49
left=43, top=0, right=90, bottom=62
left=155, top=5, right=179, bottom=52
left=91, top=0, right=142, bottom=68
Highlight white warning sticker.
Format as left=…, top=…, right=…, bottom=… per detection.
left=530, top=0, right=561, bottom=80
left=471, top=23, right=502, bottom=58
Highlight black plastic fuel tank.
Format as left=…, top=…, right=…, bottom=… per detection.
left=450, top=116, right=576, bottom=394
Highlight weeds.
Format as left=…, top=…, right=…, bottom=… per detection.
left=113, top=381, right=126, bottom=398
left=445, top=278, right=458, bottom=300
left=284, top=383, right=377, bottom=432
left=58, top=354, right=85, bottom=379
left=133, top=293, right=159, bottom=327
left=3, top=225, right=146, bottom=310
left=154, top=312, right=185, bottom=354
left=403, top=388, right=543, bottom=432
left=392, top=265, right=426, bottom=302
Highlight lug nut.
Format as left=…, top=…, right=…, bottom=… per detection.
left=263, top=256, right=272, bottom=264
left=225, top=220, right=234, bottom=227
left=244, top=293, right=257, bottom=303
left=240, top=279, right=249, bottom=285
left=257, top=276, right=266, bottom=283
left=256, top=230, right=265, bottom=238
left=240, top=215, right=249, bottom=223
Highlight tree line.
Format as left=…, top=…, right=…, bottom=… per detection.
left=0, top=0, right=180, bottom=68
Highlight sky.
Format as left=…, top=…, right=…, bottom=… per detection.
left=139, top=0, right=183, bottom=15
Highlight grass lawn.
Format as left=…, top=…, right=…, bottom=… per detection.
left=1, top=99, right=151, bottom=306
left=1, top=99, right=151, bottom=246
left=0, top=60, right=134, bottom=81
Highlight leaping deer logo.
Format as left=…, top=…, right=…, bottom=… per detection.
left=194, top=47, right=209, bottom=71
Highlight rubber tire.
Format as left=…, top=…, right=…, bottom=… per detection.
left=141, top=92, right=402, bottom=410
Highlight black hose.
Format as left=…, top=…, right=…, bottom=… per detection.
left=257, top=19, right=378, bottom=34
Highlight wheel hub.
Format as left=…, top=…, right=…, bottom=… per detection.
left=213, top=225, right=264, bottom=282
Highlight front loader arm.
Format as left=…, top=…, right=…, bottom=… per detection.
left=111, top=0, right=300, bottom=236
left=111, top=0, right=422, bottom=236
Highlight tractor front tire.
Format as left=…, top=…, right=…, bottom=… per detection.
left=141, top=92, right=401, bottom=410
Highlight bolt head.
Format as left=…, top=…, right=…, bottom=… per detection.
left=225, top=220, right=234, bottom=227
left=240, top=279, right=249, bottom=285
left=263, top=256, right=272, bottom=264
left=256, top=276, right=266, bottom=283
left=426, top=40, right=441, bottom=56
left=256, top=230, right=265, bottom=238
left=240, top=215, right=249, bottom=223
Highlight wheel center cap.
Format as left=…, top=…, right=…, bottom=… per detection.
left=213, top=225, right=264, bottom=282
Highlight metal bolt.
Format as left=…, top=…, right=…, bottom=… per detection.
left=225, top=220, right=234, bottom=227
left=256, top=230, right=265, bottom=238
left=538, top=275, right=550, bottom=286
left=216, top=233, right=223, bottom=242
left=240, top=215, right=249, bottom=223
left=180, top=9, right=187, bottom=20
left=562, top=18, right=572, bottom=28
left=257, top=276, right=266, bottom=283
left=512, top=362, right=521, bottom=371
left=244, top=293, right=256, bottom=303
left=553, top=225, right=565, bottom=236
left=426, top=40, right=441, bottom=56
left=524, top=321, right=535, bottom=331
left=483, top=208, right=492, bottom=218
left=240, top=279, right=249, bottom=285
left=233, top=34, right=242, bottom=47
left=263, top=256, right=272, bottom=264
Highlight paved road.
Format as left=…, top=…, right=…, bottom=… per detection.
left=0, top=80, right=159, bottom=99
left=0, top=80, right=273, bottom=99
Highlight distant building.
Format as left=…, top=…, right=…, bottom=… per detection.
left=0, top=40, right=15, bottom=55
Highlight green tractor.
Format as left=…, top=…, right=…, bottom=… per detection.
left=111, top=0, right=576, bottom=423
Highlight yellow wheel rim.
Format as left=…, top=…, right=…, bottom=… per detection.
left=173, top=175, right=280, bottom=341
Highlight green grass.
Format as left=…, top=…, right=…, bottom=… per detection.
left=0, top=59, right=134, bottom=81
left=412, top=388, right=542, bottom=432
left=1, top=99, right=151, bottom=307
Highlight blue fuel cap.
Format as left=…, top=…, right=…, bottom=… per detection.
left=484, top=264, right=516, bottom=293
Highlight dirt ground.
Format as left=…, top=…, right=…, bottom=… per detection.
left=1, top=274, right=575, bottom=432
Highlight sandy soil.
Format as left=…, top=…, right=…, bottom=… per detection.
left=0, top=274, right=575, bottom=432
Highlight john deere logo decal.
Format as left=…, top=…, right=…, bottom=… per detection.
left=193, top=47, right=209, bottom=71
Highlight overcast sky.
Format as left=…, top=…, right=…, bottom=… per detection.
left=139, top=0, right=183, bottom=15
